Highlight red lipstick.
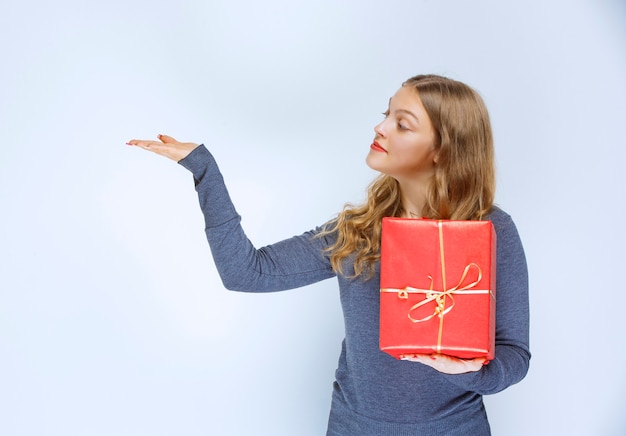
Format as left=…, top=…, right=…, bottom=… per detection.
left=370, top=141, right=387, bottom=153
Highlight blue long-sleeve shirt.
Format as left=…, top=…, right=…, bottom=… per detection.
left=179, top=145, right=530, bottom=435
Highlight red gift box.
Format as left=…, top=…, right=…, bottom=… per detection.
left=380, top=218, right=496, bottom=360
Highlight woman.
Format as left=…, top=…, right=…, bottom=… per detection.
left=127, top=74, right=530, bottom=435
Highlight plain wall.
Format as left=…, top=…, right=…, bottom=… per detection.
left=1, top=0, right=625, bottom=434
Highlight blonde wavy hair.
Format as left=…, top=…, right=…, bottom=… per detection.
left=322, top=74, right=496, bottom=278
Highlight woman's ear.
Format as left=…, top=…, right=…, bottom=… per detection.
left=430, top=139, right=439, bottom=164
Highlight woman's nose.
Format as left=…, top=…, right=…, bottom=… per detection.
left=374, top=120, right=386, bottom=137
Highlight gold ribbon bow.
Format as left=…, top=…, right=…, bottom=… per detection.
left=401, top=262, right=483, bottom=323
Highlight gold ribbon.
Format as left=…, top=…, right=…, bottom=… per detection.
left=380, top=221, right=493, bottom=353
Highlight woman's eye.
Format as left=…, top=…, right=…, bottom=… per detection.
left=398, top=122, right=409, bottom=130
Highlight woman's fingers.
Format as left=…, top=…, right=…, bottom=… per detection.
left=400, top=353, right=486, bottom=374
left=126, top=138, right=160, bottom=149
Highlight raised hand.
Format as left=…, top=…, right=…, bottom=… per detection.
left=126, top=134, right=200, bottom=162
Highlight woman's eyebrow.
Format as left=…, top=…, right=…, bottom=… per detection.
left=394, top=108, right=420, bottom=123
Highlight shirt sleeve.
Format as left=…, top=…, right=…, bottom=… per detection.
left=178, top=145, right=336, bottom=292
left=442, top=210, right=531, bottom=394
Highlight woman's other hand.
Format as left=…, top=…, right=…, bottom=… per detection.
left=126, top=134, right=199, bottom=162
left=400, top=353, right=487, bottom=374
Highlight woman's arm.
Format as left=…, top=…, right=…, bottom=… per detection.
left=400, top=210, right=530, bottom=393
left=127, top=135, right=336, bottom=292
left=440, top=211, right=530, bottom=393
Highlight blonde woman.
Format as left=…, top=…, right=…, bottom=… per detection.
left=128, top=74, right=530, bottom=435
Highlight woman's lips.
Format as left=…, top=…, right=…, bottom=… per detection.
left=370, top=141, right=387, bottom=153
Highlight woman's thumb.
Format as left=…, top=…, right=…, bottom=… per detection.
left=158, top=134, right=177, bottom=143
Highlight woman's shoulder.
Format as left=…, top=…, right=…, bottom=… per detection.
left=486, top=205, right=523, bottom=242
left=486, top=205, right=513, bottom=223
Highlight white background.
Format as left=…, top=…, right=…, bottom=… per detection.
left=1, top=0, right=625, bottom=435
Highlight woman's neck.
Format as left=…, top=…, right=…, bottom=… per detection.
left=399, top=181, right=429, bottom=219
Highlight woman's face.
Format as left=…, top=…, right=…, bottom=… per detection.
left=366, top=86, right=437, bottom=185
